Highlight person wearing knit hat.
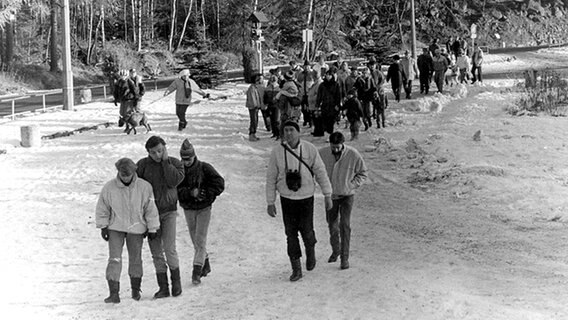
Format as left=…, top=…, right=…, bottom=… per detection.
left=266, top=116, right=333, bottom=282
left=96, top=157, right=159, bottom=303
left=163, top=69, right=210, bottom=131
left=177, top=139, right=225, bottom=285
left=136, top=136, right=185, bottom=298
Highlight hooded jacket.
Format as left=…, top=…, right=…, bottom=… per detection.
left=95, top=175, right=160, bottom=234
left=136, top=156, right=185, bottom=214
left=319, top=145, right=368, bottom=198
left=178, top=158, right=225, bottom=210
left=266, top=140, right=332, bottom=204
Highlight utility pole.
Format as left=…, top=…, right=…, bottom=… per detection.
left=62, top=0, right=74, bottom=110
left=410, top=0, right=417, bottom=59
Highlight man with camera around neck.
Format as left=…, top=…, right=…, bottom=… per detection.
left=265, top=120, right=333, bottom=282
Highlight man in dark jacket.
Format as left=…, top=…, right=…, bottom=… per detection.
left=114, top=69, right=139, bottom=130
left=315, top=68, right=342, bottom=136
left=417, top=48, right=434, bottom=95
left=177, top=139, right=225, bottom=286
left=386, top=55, right=407, bottom=102
left=136, top=136, right=185, bottom=299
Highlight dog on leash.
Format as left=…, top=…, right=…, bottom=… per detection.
left=445, top=65, right=459, bottom=87
left=122, top=111, right=152, bottom=135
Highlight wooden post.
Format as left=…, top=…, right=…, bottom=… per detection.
left=62, top=0, right=74, bottom=110
left=20, top=125, right=41, bottom=148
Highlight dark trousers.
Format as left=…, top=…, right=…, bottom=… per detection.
left=268, top=106, right=281, bottom=138
left=361, top=100, right=372, bottom=128
left=433, top=70, right=445, bottom=93
left=471, top=64, right=483, bottom=83
left=392, top=84, right=401, bottom=102
left=176, top=104, right=190, bottom=128
left=248, top=108, right=259, bottom=134
left=281, top=196, right=316, bottom=259
left=372, top=95, right=387, bottom=128
left=301, top=102, right=311, bottom=126
left=404, top=80, right=413, bottom=98
left=419, top=71, right=430, bottom=94
left=323, top=114, right=336, bottom=135
left=311, top=112, right=324, bottom=136
left=260, top=108, right=271, bottom=131
left=326, top=195, right=354, bottom=259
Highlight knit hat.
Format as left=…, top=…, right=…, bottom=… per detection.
left=180, top=138, right=196, bottom=159
left=115, top=158, right=137, bottom=175
left=283, top=120, right=300, bottom=132
left=179, top=69, right=190, bottom=77
left=284, top=70, right=295, bottom=81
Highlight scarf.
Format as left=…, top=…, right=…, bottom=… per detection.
left=183, top=79, right=192, bottom=98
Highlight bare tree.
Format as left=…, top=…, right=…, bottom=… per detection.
left=201, top=0, right=207, bottom=44
left=176, top=0, right=194, bottom=51
left=49, top=0, right=59, bottom=71
left=168, top=0, right=177, bottom=51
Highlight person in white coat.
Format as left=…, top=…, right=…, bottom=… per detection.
left=96, top=157, right=160, bottom=303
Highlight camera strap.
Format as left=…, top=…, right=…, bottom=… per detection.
left=283, top=143, right=314, bottom=177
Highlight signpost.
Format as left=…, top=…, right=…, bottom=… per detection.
left=302, top=29, right=313, bottom=59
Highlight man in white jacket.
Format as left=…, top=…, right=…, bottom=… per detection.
left=96, top=158, right=160, bottom=303
left=266, top=120, right=333, bottom=282
left=319, top=132, right=367, bottom=270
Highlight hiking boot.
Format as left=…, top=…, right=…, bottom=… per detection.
left=170, top=268, right=182, bottom=297
left=289, top=258, right=302, bottom=282
left=130, top=277, right=141, bottom=301
left=306, top=246, right=316, bottom=271
left=104, top=280, right=120, bottom=303
left=153, top=272, right=170, bottom=299
left=328, top=253, right=339, bottom=263
left=192, top=265, right=202, bottom=285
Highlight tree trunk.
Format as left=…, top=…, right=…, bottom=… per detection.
left=131, top=0, right=137, bottom=43
left=86, top=2, right=94, bottom=64
left=201, top=0, right=207, bottom=45
left=150, top=0, right=155, bottom=42
left=168, top=0, right=177, bottom=52
left=101, top=4, right=106, bottom=48
left=216, top=0, right=220, bottom=43
left=124, top=0, right=128, bottom=41
left=5, top=17, right=14, bottom=70
left=50, top=0, right=59, bottom=72
left=176, top=0, right=194, bottom=51
left=137, top=0, right=142, bottom=51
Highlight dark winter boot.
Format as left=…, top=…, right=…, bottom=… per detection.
left=130, top=277, right=141, bottom=301
left=289, top=258, right=302, bottom=282
left=104, top=280, right=120, bottom=303
left=305, top=246, right=316, bottom=271
left=192, top=265, right=202, bottom=285
left=340, top=255, right=350, bottom=270
left=201, top=258, right=211, bottom=277
left=153, top=272, right=170, bottom=299
left=170, top=268, right=182, bottom=297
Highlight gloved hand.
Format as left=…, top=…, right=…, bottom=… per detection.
left=267, top=204, right=277, bottom=217
left=101, top=227, right=109, bottom=241
left=148, top=231, right=158, bottom=241
left=114, top=101, right=118, bottom=106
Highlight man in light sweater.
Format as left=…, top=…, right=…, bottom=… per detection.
left=266, top=120, right=333, bottom=282
left=319, top=132, right=367, bottom=270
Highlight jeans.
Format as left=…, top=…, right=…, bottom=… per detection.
left=471, top=64, right=483, bottom=83
left=326, top=195, right=354, bottom=260
left=433, top=70, right=445, bottom=93
left=280, top=196, right=316, bottom=259
left=148, top=211, right=179, bottom=273
left=248, top=108, right=259, bottom=134
left=106, top=230, right=144, bottom=281
left=176, top=104, right=190, bottom=128
left=183, top=206, right=212, bottom=267
left=268, top=106, right=281, bottom=138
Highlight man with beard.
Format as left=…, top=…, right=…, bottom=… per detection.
left=319, top=132, right=367, bottom=270
left=266, top=121, right=332, bottom=282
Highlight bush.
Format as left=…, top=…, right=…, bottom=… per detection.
left=188, top=52, right=229, bottom=88
left=509, top=70, right=568, bottom=116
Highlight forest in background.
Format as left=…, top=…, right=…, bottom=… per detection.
left=1, top=0, right=568, bottom=92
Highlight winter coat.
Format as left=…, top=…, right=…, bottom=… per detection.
left=316, top=78, right=342, bottom=117
left=472, top=48, right=484, bottom=66
left=318, top=145, right=367, bottom=198
left=456, top=55, right=471, bottom=70
left=343, top=96, right=364, bottom=123
left=136, top=156, right=185, bottom=215
left=417, top=53, right=434, bottom=73
left=297, top=70, right=318, bottom=98
left=307, top=78, right=322, bottom=112
left=343, top=75, right=358, bottom=98
left=246, top=83, right=264, bottom=110
left=354, top=76, right=376, bottom=102
left=370, top=68, right=386, bottom=92
left=95, top=175, right=160, bottom=234
left=131, top=75, right=145, bottom=97
left=166, top=77, right=204, bottom=106
left=178, top=158, right=225, bottom=210
left=386, top=62, right=407, bottom=88
left=266, top=140, right=332, bottom=204
left=113, top=78, right=138, bottom=103
left=432, top=55, right=449, bottom=72
left=401, top=57, right=418, bottom=80
left=263, top=83, right=280, bottom=110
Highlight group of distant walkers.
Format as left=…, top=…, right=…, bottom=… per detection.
left=245, top=37, right=484, bottom=142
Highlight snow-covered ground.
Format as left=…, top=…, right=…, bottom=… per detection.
left=3, top=48, right=568, bottom=319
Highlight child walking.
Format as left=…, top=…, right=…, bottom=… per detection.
left=342, top=89, right=364, bottom=140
